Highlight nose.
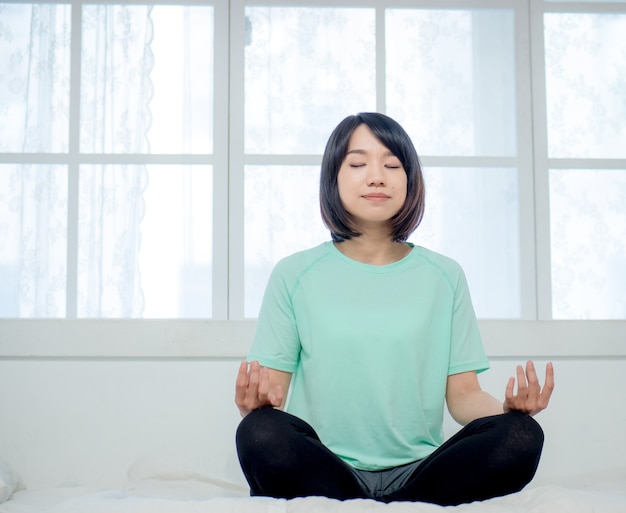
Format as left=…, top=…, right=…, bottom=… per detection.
left=366, top=165, right=385, bottom=186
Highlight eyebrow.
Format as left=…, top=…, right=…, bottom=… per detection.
left=346, top=149, right=397, bottom=157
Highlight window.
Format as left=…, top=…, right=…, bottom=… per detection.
left=1, top=0, right=625, bottom=320
left=542, top=10, right=626, bottom=319
left=0, top=2, right=225, bottom=318
left=386, top=9, right=521, bottom=319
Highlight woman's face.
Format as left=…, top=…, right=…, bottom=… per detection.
left=337, top=124, right=408, bottom=232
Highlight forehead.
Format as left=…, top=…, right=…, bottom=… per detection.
left=346, top=124, right=394, bottom=155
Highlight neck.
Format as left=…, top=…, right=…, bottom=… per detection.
left=334, top=234, right=410, bottom=266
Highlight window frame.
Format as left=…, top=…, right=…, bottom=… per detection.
left=0, top=0, right=230, bottom=319
left=529, top=0, right=626, bottom=319
left=0, top=0, right=625, bottom=356
left=229, top=0, right=539, bottom=320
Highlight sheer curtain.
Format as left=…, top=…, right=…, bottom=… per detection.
left=77, top=5, right=153, bottom=317
left=0, top=4, right=153, bottom=317
left=0, top=4, right=70, bottom=317
left=241, top=8, right=521, bottom=319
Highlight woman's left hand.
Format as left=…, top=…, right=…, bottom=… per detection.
left=503, top=360, right=554, bottom=416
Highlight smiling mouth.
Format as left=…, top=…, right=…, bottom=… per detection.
left=363, top=193, right=390, bottom=201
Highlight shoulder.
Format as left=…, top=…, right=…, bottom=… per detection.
left=411, top=246, right=467, bottom=290
left=268, top=242, right=334, bottom=288
left=274, top=242, right=332, bottom=273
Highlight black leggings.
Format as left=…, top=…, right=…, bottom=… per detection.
left=236, top=407, right=544, bottom=506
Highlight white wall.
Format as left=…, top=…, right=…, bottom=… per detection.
left=0, top=320, right=624, bottom=490
left=0, top=358, right=245, bottom=489
left=475, top=358, right=626, bottom=484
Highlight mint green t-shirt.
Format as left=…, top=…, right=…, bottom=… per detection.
left=248, top=241, right=489, bottom=471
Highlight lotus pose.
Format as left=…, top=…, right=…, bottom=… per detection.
left=235, top=112, right=554, bottom=506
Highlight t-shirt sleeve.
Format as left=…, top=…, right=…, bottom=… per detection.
left=447, top=267, right=490, bottom=376
left=247, top=261, right=301, bottom=373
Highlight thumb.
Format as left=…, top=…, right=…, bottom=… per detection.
left=269, top=385, right=284, bottom=407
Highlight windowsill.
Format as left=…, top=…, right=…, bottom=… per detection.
left=0, top=319, right=624, bottom=359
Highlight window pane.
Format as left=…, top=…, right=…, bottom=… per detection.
left=0, top=164, right=67, bottom=318
left=550, top=169, right=626, bottom=319
left=0, top=4, right=71, bottom=152
left=409, top=167, right=521, bottom=318
left=387, top=9, right=516, bottom=157
left=81, top=5, right=214, bottom=154
left=545, top=13, right=626, bottom=158
left=245, top=7, right=376, bottom=154
left=139, top=166, right=213, bottom=318
left=244, top=166, right=328, bottom=317
left=148, top=6, right=214, bottom=154
left=78, top=165, right=212, bottom=318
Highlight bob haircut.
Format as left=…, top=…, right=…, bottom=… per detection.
left=320, top=112, right=425, bottom=243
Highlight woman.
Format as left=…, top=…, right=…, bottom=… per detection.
left=235, top=112, right=554, bottom=506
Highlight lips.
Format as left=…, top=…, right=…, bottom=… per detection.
left=363, top=193, right=391, bottom=200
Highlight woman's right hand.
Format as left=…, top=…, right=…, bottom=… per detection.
left=235, top=360, right=285, bottom=418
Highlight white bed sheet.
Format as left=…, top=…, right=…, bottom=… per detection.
left=2, top=469, right=626, bottom=513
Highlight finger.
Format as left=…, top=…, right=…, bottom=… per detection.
left=258, top=366, right=270, bottom=402
left=502, top=376, right=516, bottom=413
left=235, top=361, right=249, bottom=404
left=269, top=384, right=284, bottom=408
left=516, top=365, right=527, bottom=396
left=544, top=361, right=555, bottom=390
left=504, top=376, right=515, bottom=401
left=247, top=360, right=261, bottom=398
left=236, top=360, right=249, bottom=387
left=539, top=362, right=555, bottom=406
left=525, top=360, right=541, bottom=396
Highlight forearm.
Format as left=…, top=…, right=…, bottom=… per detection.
left=447, top=389, right=505, bottom=426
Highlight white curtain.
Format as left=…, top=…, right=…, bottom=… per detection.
left=0, top=4, right=154, bottom=317
left=0, top=4, right=71, bottom=317
left=77, top=5, right=153, bottom=317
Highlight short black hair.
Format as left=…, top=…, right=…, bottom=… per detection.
left=320, top=112, right=425, bottom=242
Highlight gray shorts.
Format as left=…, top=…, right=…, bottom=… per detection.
left=349, top=459, right=424, bottom=500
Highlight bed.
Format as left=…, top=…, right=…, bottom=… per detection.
left=2, top=455, right=626, bottom=513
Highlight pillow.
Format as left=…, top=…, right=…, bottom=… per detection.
left=0, top=458, right=25, bottom=503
